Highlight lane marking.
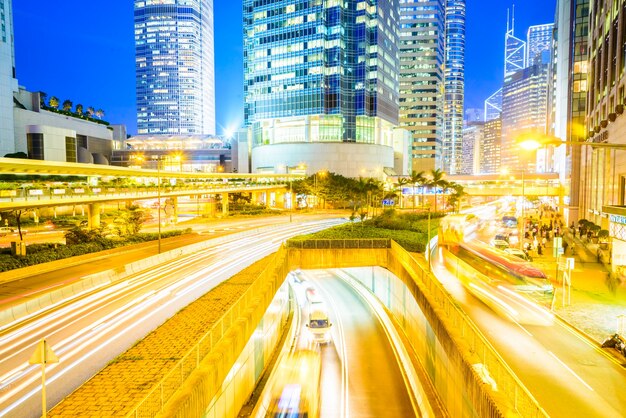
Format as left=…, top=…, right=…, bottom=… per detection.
left=548, top=351, right=594, bottom=391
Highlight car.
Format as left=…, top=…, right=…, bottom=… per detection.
left=490, top=239, right=509, bottom=250
left=504, top=248, right=532, bottom=262
left=0, top=227, right=14, bottom=236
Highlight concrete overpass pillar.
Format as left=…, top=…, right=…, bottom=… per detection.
left=221, top=193, right=229, bottom=216
left=171, top=196, right=178, bottom=224
left=276, top=190, right=286, bottom=209
left=88, top=203, right=102, bottom=229
left=204, top=196, right=216, bottom=218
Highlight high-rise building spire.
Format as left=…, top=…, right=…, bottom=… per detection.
left=504, top=4, right=526, bottom=78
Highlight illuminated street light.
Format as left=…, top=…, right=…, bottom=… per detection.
left=518, top=135, right=626, bottom=151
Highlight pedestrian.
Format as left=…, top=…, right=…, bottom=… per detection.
left=538, top=244, right=543, bottom=255
left=542, top=236, right=547, bottom=246
left=563, top=241, right=569, bottom=253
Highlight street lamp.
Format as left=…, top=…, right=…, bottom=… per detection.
left=152, top=156, right=164, bottom=254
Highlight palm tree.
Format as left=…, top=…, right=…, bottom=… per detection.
left=395, top=177, right=409, bottom=209
left=446, top=182, right=466, bottom=213
left=429, top=168, right=447, bottom=212
left=62, top=99, right=73, bottom=112
left=87, top=106, right=95, bottom=117
left=49, top=96, right=59, bottom=110
left=75, top=104, right=84, bottom=115
left=95, top=108, right=105, bottom=119
left=408, top=171, right=426, bottom=212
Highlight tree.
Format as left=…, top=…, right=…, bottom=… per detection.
left=95, top=108, right=105, bottom=119
left=446, top=182, right=466, bottom=213
left=62, top=99, right=73, bottom=112
left=38, top=91, right=48, bottom=107
left=75, top=103, right=84, bottom=115
left=395, top=177, right=409, bottom=209
left=87, top=106, right=95, bottom=117
left=428, top=168, right=448, bottom=212
left=49, top=96, right=59, bottom=109
left=407, top=171, right=426, bottom=212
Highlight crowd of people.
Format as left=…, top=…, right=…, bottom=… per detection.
left=520, top=205, right=573, bottom=257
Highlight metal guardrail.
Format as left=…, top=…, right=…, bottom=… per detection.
left=125, top=246, right=288, bottom=418
left=389, top=241, right=549, bottom=418
left=285, top=238, right=391, bottom=249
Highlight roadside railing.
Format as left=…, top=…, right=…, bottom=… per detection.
left=389, top=241, right=549, bottom=418
left=125, top=246, right=288, bottom=418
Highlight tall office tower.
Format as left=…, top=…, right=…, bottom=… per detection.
left=504, top=8, right=526, bottom=78
left=461, top=122, right=483, bottom=174
left=481, top=117, right=501, bottom=174
left=484, top=88, right=502, bottom=122
left=443, top=0, right=466, bottom=175
left=527, top=23, right=554, bottom=65
left=135, top=0, right=216, bottom=136
left=399, top=0, right=446, bottom=172
left=501, top=62, right=550, bottom=172
left=244, top=0, right=403, bottom=178
left=0, top=0, right=18, bottom=156
left=553, top=0, right=588, bottom=223
left=581, top=0, right=626, bottom=225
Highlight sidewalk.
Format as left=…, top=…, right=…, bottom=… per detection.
left=531, top=231, right=626, bottom=343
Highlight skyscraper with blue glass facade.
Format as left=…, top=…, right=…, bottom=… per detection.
left=244, top=0, right=401, bottom=176
left=134, top=0, right=215, bottom=136
left=443, top=0, right=465, bottom=174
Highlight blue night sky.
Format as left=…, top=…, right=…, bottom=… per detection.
left=12, top=1, right=556, bottom=136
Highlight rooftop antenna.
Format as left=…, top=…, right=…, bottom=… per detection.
left=512, top=4, right=515, bottom=34
left=506, top=8, right=510, bottom=33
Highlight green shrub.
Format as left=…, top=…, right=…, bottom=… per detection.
left=0, top=228, right=193, bottom=272
left=293, top=211, right=442, bottom=253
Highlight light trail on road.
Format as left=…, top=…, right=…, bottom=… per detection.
left=0, top=218, right=344, bottom=418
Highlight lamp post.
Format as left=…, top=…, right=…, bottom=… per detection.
left=427, top=208, right=432, bottom=273
left=153, top=156, right=163, bottom=254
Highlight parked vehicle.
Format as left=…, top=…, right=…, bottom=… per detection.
left=0, top=227, right=14, bottom=236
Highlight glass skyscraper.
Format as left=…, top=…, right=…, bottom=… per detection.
left=527, top=23, right=554, bottom=65
left=443, top=0, right=465, bottom=174
left=134, top=0, right=216, bottom=136
left=243, top=0, right=399, bottom=148
left=399, top=0, right=445, bottom=172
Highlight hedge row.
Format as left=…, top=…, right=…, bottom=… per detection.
left=293, top=212, right=443, bottom=253
left=0, top=229, right=190, bottom=272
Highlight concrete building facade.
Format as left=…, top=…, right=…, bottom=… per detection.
left=481, top=117, right=501, bottom=174
left=0, top=0, right=17, bottom=157
left=461, top=122, right=483, bottom=175
left=399, top=0, right=445, bottom=173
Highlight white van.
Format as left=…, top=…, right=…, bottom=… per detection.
left=305, top=287, right=332, bottom=343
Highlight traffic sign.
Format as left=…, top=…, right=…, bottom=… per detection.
left=29, top=339, right=59, bottom=365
